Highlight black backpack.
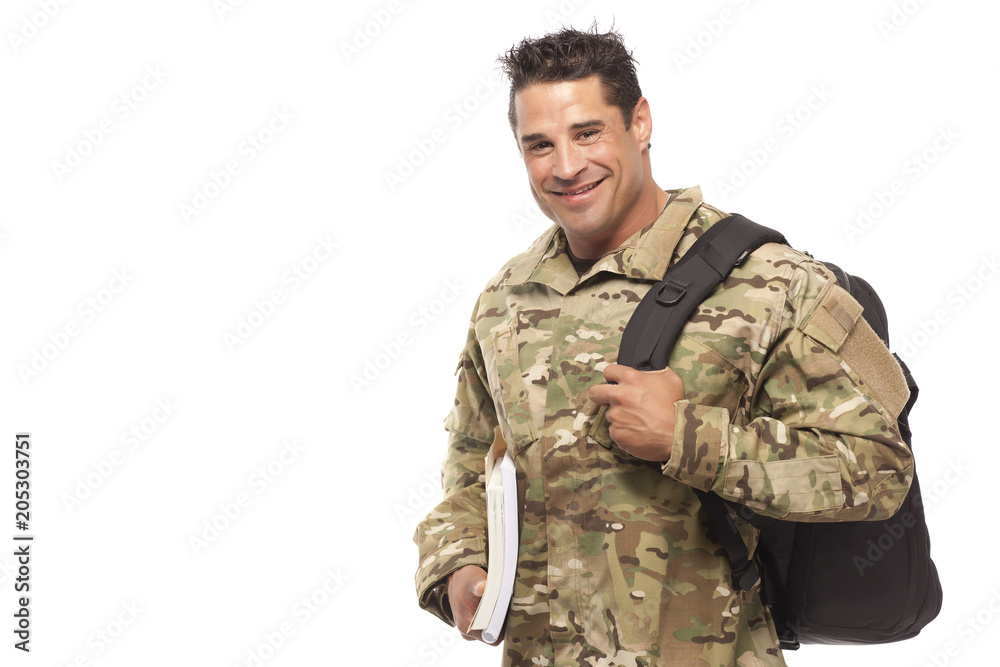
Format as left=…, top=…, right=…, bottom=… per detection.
left=618, top=214, right=942, bottom=649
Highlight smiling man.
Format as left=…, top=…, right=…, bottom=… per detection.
left=414, top=27, right=912, bottom=667
left=515, top=74, right=665, bottom=260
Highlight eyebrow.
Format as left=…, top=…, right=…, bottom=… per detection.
left=519, top=119, right=606, bottom=146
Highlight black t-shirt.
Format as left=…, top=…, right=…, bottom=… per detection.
left=567, top=248, right=599, bottom=276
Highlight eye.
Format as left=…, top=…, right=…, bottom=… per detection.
left=528, top=141, right=552, bottom=153
left=579, top=130, right=600, bottom=142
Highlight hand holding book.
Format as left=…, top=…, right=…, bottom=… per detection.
left=446, top=426, right=519, bottom=646
left=465, top=427, right=518, bottom=644
left=447, top=565, right=494, bottom=643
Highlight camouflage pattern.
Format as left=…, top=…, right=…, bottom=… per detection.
left=414, top=186, right=913, bottom=666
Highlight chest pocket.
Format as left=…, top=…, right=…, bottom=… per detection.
left=588, top=334, right=750, bottom=450
left=482, top=322, right=550, bottom=459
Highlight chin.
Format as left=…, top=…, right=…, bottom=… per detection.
left=556, top=211, right=607, bottom=235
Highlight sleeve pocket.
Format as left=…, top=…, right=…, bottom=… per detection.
left=723, top=454, right=844, bottom=515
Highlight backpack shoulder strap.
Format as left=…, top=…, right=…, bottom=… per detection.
left=618, top=214, right=786, bottom=371
left=618, top=213, right=786, bottom=590
left=697, top=489, right=767, bottom=590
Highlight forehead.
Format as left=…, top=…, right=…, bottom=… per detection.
left=513, top=75, right=616, bottom=135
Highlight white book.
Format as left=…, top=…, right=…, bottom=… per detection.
left=467, top=428, right=519, bottom=644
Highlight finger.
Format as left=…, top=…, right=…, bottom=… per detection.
left=602, top=362, right=636, bottom=384
left=460, top=626, right=485, bottom=642
left=588, top=382, right=616, bottom=405
left=458, top=608, right=482, bottom=642
left=456, top=571, right=487, bottom=642
left=461, top=578, right=484, bottom=621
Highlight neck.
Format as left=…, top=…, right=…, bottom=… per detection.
left=568, top=177, right=668, bottom=259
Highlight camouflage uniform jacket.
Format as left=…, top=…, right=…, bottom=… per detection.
left=414, top=185, right=913, bottom=666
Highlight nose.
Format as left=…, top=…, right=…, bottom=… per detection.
left=551, top=143, right=586, bottom=182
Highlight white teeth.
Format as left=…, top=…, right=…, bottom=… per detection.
left=562, top=181, right=599, bottom=196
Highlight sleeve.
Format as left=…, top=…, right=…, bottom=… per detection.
left=413, top=298, right=498, bottom=624
left=662, top=260, right=914, bottom=521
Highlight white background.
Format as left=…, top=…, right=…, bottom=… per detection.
left=2, top=1, right=997, bottom=665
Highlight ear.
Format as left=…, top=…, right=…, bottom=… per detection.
left=630, top=97, right=653, bottom=150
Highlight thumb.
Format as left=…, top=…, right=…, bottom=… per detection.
left=472, top=578, right=486, bottom=597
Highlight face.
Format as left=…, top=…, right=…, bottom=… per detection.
left=514, top=75, right=653, bottom=258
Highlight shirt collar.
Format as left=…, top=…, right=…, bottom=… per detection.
left=506, top=185, right=707, bottom=294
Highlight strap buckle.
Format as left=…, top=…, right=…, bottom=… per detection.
left=731, top=558, right=761, bottom=591
left=654, top=278, right=688, bottom=306
left=779, top=637, right=802, bottom=651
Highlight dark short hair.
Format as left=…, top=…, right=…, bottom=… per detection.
left=498, top=25, right=642, bottom=134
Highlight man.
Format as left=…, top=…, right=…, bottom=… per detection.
left=414, top=26, right=913, bottom=666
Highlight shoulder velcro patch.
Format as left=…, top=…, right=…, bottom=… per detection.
left=802, top=282, right=910, bottom=420
left=840, top=318, right=910, bottom=420
left=802, top=283, right=863, bottom=353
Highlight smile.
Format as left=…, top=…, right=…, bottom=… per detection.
left=553, top=178, right=605, bottom=196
